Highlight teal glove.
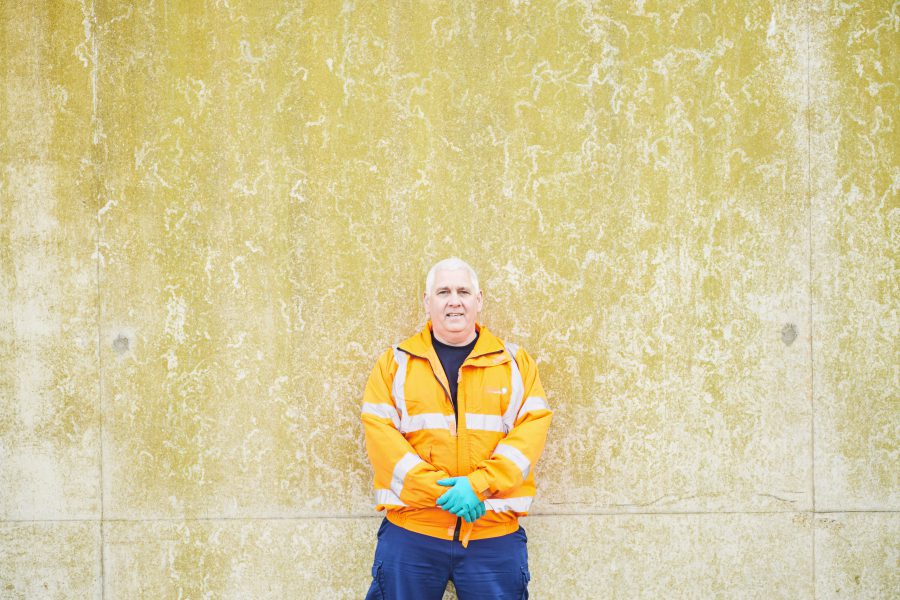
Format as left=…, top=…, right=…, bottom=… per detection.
left=437, top=477, right=485, bottom=523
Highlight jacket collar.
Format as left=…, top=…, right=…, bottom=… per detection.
left=398, top=321, right=507, bottom=361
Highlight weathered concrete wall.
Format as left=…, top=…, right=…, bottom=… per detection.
left=1, top=1, right=896, bottom=598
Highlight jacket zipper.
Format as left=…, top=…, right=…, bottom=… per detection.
left=453, top=364, right=463, bottom=542
left=437, top=372, right=455, bottom=426
left=399, top=347, right=480, bottom=543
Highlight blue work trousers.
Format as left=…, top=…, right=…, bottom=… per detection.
left=365, top=518, right=530, bottom=600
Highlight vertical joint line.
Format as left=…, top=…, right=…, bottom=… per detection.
left=89, top=0, right=106, bottom=597
left=806, top=2, right=816, bottom=598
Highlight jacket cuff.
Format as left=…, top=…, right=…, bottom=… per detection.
left=466, top=471, right=490, bottom=501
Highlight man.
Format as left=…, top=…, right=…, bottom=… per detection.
left=361, top=257, right=553, bottom=599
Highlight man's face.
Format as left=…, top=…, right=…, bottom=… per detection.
left=423, top=268, right=484, bottom=345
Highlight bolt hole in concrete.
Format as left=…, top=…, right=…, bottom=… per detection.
left=113, top=333, right=131, bottom=353
left=780, top=323, right=797, bottom=346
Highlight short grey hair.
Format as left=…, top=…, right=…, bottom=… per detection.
left=425, top=257, right=480, bottom=295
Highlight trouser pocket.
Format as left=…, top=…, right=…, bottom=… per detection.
left=365, top=560, right=384, bottom=600
left=520, top=565, right=531, bottom=599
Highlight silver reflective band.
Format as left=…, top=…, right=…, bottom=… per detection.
left=403, top=413, right=453, bottom=432
left=493, top=443, right=531, bottom=479
left=391, top=452, right=423, bottom=498
left=362, top=402, right=401, bottom=429
left=374, top=489, right=406, bottom=506
left=392, top=348, right=411, bottom=432
left=484, top=496, right=532, bottom=512
left=465, top=413, right=504, bottom=432
left=501, top=343, right=524, bottom=434
left=518, top=396, right=549, bottom=419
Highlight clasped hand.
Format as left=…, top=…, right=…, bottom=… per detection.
left=436, top=477, right=485, bottom=523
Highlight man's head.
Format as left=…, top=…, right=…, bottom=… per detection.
left=423, top=258, right=483, bottom=346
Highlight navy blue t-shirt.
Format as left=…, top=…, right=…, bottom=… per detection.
left=431, top=332, right=478, bottom=418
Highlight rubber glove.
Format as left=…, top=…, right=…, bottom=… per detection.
left=437, top=477, right=484, bottom=523
left=456, top=499, right=485, bottom=524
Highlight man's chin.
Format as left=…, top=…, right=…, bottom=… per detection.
left=436, top=324, right=473, bottom=337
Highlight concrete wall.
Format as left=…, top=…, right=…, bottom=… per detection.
left=1, top=1, right=896, bottom=598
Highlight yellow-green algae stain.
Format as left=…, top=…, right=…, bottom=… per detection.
left=816, top=1, right=899, bottom=499
left=3, top=0, right=896, bottom=596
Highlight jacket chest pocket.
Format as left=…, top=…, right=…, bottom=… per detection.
left=404, top=386, right=448, bottom=414
left=466, top=368, right=510, bottom=415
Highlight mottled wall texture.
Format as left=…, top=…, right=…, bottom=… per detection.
left=1, top=1, right=897, bottom=598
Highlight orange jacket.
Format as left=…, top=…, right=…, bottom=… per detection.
left=361, top=321, right=552, bottom=546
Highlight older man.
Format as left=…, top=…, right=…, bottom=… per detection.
left=361, top=257, right=553, bottom=599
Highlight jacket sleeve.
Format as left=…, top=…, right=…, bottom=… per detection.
left=361, top=349, right=452, bottom=510
left=466, top=347, right=553, bottom=499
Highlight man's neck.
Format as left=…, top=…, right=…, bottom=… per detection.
left=432, top=330, right=477, bottom=347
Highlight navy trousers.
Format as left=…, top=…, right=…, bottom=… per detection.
left=365, top=518, right=530, bottom=600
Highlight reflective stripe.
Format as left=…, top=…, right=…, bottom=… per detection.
left=493, top=443, right=531, bottom=479
left=518, top=396, right=549, bottom=419
left=403, top=413, right=453, bottom=432
left=361, top=402, right=401, bottom=429
left=501, top=343, right=524, bottom=434
left=465, top=413, right=504, bottom=432
left=374, top=489, right=406, bottom=507
left=392, top=348, right=411, bottom=432
left=484, top=496, right=533, bottom=512
left=391, top=452, right=423, bottom=498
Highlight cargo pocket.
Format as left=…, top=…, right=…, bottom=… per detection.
left=365, top=560, right=385, bottom=600
left=520, top=565, right=531, bottom=599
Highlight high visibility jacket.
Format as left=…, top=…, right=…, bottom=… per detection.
left=361, top=321, right=553, bottom=546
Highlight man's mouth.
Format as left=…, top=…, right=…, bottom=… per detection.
left=446, top=313, right=463, bottom=317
